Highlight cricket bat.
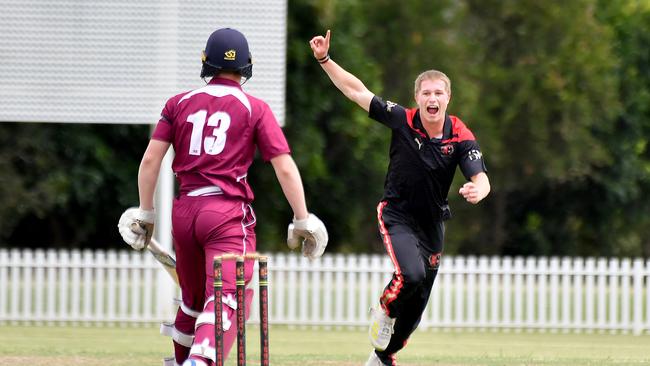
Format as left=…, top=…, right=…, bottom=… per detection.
left=148, top=238, right=179, bottom=286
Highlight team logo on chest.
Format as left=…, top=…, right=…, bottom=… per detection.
left=440, top=144, right=454, bottom=155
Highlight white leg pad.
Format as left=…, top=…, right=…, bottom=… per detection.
left=160, top=322, right=195, bottom=348
left=196, top=309, right=232, bottom=331
left=195, top=311, right=215, bottom=327
left=174, top=297, right=201, bottom=318
left=222, top=293, right=238, bottom=310
left=196, top=295, right=236, bottom=331
left=204, top=294, right=238, bottom=309
left=189, top=338, right=216, bottom=363
left=180, top=302, right=201, bottom=318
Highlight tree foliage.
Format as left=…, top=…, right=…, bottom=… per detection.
left=456, top=0, right=619, bottom=255
left=250, top=0, right=389, bottom=253
left=589, top=0, right=650, bottom=256
left=0, top=123, right=148, bottom=248
left=2, top=0, right=650, bottom=257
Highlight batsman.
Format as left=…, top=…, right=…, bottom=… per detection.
left=310, top=30, right=490, bottom=365
left=118, top=28, right=328, bottom=366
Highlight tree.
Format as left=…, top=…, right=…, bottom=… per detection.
left=4, top=0, right=649, bottom=258
left=250, top=0, right=389, bottom=252
left=589, top=0, right=650, bottom=256
left=0, top=122, right=148, bottom=248
left=458, top=0, right=619, bottom=255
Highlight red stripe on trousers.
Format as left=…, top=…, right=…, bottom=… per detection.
left=376, top=201, right=403, bottom=315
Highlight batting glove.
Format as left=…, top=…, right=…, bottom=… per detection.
left=287, top=213, right=328, bottom=260
left=117, top=207, right=155, bottom=250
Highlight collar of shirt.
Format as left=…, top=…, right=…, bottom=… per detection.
left=412, top=111, right=453, bottom=141
left=208, top=77, right=242, bottom=89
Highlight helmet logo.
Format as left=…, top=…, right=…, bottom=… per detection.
left=224, top=50, right=236, bottom=61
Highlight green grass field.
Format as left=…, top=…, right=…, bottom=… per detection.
left=0, top=325, right=648, bottom=365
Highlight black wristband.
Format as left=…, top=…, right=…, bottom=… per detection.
left=317, top=54, right=330, bottom=64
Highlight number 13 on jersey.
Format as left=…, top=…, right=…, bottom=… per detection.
left=187, top=110, right=231, bottom=156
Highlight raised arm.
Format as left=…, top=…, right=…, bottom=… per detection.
left=309, top=30, right=375, bottom=112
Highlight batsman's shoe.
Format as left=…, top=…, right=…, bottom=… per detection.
left=365, top=350, right=394, bottom=366
left=181, top=358, right=208, bottom=366
left=368, top=306, right=395, bottom=351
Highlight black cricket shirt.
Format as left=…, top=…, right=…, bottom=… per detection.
left=369, top=96, right=487, bottom=224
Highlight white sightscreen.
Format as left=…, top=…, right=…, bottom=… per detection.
left=0, top=0, right=287, bottom=125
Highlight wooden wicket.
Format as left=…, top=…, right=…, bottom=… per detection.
left=213, top=253, right=270, bottom=366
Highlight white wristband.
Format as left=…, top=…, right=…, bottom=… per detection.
left=137, top=208, right=155, bottom=223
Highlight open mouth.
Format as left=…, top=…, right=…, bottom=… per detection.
left=426, top=106, right=439, bottom=115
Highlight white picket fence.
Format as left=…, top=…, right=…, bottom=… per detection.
left=0, top=249, right=649, bottom=334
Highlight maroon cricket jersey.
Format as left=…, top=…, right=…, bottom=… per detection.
left=152, top=77, right=290, bottom=202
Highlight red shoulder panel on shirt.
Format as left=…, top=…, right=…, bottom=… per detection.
left=405, top=108, right=427, bottom=138
left=442, top=115, right=475, bottom=143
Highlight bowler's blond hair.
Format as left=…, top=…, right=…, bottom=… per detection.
left=414, top=70, right=451, bottom=96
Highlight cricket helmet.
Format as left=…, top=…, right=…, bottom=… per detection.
left=201, top=28, right=253, bottom=80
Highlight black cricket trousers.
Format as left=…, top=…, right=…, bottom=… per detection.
left=376, top=200, right=444, bottom=357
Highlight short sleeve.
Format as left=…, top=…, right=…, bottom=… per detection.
left=457, top=140, right=487, bottom=180
left=254, top=103, right=290, bottom=161
left=151, top=97, right=175, bottom=142
left=368, top=96, right=407, bottom=129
